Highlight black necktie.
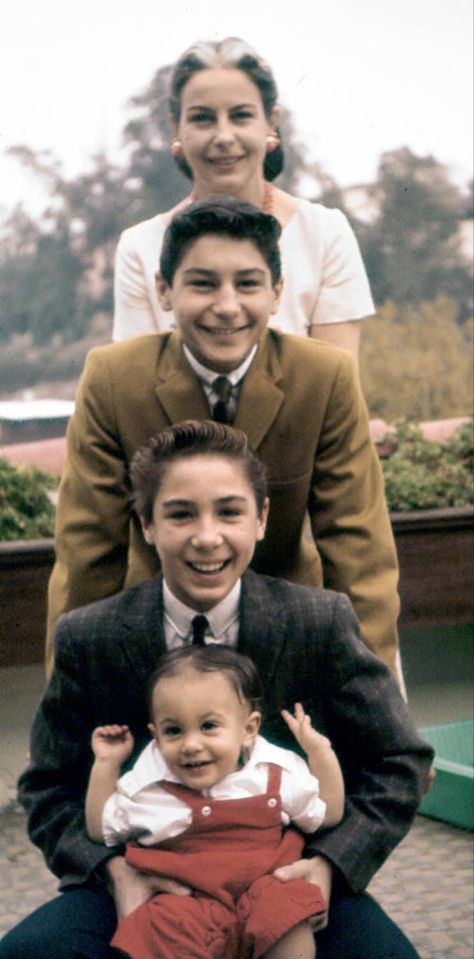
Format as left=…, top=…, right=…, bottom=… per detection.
left=191, top=614, right=209, bottom=646
left=212, top=376, right=233, bottom=424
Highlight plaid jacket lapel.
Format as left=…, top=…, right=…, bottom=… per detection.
left=238, top=570, right=287, bottom=699
left=115, top=576, right=167, bottom=684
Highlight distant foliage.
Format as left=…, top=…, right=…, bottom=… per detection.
left=0, top=333, right=107, bottom=395
left=360, top=297, right=473, bottom=422
left=381, top=420, right=474, bottom=512
left=0, top=458, right=57, bottom=540
left=0, top=151, right=130, bottom=345
left=356, top=147, right=473, bottom=318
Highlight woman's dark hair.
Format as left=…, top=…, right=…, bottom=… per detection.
left=130, top=419, right=268, bottom=526
left=148, top=645, right=264, bottom=716
left=159, top=195, right=281, bottom=286
left=169, top=37, right=284, bottom=181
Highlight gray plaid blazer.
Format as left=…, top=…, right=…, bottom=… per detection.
left=19, top=571, right=432, bottom=893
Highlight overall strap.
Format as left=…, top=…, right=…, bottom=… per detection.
left=159, top=779, right=203, bottom=809
left=266, top=762, right=283, bottom=796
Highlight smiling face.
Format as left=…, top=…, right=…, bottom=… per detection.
left=157, top=233, right=282, bottom=373
left=149, top=666, right=261, bottom=790
left=173, top=67, right=278, bottom=202
left=141, top=453, right=269, bottom=612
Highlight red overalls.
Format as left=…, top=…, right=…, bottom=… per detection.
left=111, top=764, right=326, bottom=959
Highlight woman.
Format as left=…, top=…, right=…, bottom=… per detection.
left=113, top=37, right=373, bottom=357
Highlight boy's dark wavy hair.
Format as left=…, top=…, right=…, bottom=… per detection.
left=159, top=194, right=282, bottom=286
left=130, top=419, right=268, bottom=526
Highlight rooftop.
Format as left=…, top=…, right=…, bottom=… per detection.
left=0, top=400, right=74, bottom=422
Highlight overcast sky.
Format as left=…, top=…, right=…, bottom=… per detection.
left=1, top=0, right=472, bottom=221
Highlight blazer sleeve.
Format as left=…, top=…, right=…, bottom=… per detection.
left=46, top=347, right=131, bottom=671
left=18, top=620, right=120, bottom=887
left=308, top=350, right=400, bottom=672
left=303, top=593, right=434, bottom=892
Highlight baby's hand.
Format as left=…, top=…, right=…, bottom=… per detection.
left=91, top=724, right=135, bottom=764
left=281, top=703, right=332, bottom=755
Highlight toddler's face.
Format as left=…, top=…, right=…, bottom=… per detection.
left=149, top=667, right=260, bottom=791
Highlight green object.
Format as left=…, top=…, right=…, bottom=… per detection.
left=419, top=719, right=473, bottom=830
left=0, top=457, right=57, bottom=540
left=381, top=420, right=474, bottom=512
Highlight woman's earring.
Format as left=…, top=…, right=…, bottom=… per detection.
left=170, top=139, right=183, bottom=157
left=266, top=133, right=280, bottom=153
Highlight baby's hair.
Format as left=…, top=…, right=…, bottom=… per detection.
left=148, top=645, right=264, bottom=717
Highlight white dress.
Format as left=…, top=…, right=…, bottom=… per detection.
left=112, top=198, right=374, bottom=341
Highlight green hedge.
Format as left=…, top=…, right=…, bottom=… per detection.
left=380, top=420, right=473, bottom=512
left=0, top=458, right=57, bottom=540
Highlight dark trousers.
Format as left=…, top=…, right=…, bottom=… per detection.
left=0, top=886, right=420, bottom=959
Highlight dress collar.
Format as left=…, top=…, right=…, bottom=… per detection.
left=183, top=344, right=258, bottom=388
left=163, top=579, right=241, bottom=641
left=127, top=734, right=297, bottom=793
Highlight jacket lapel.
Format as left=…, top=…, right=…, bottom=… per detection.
left=154, top=331, right=284, bottom=445
left=234, top=333, right=284, bottom=449
left=154, top=331, right=209, bottom=423
left=238, top=570, right=287, bottom=700
left=116, top=576, right=167, bottom=685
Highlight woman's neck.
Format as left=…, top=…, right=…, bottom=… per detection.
left=185, top=180, right=298, bottom=228
left=190, top=178, right=273, bottom=213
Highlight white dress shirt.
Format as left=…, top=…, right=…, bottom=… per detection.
left=182, top=344, right=257, bottom=421
left=102, top=734, right=326, bottom=848
left=163, top=580, right=240, bottom=650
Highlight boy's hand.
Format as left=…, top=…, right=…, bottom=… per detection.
left=273, top=854, right=332, bottom=931
left=91, top=724, right=134, bottom=764
left=106, top=857, right=192, bottom=918
left=281, top=703, right=332, bottom=755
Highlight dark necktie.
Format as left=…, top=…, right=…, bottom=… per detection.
left=191, top=614, right=209, bottom=646
left=212, top=376, right=233, bottom=424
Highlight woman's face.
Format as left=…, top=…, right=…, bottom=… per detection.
left=173, top=68, right=278, bottom=198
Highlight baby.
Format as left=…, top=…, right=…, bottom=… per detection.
left=86, top=645, right=345, bottom=959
